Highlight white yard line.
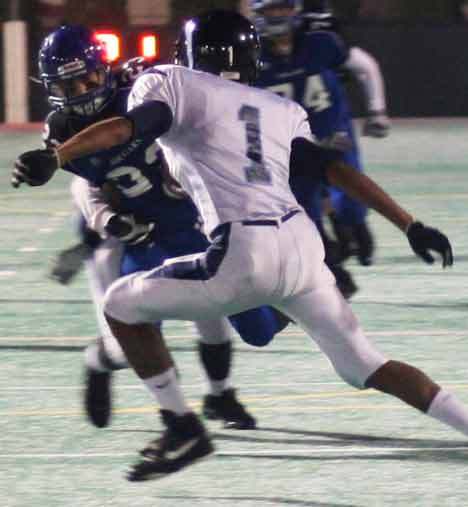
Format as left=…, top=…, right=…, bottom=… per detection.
left=3, top=380, right=468, bottom=392
left=1, top=329, right=467, bottom=343
left=0, top=447, right=467, bottom=459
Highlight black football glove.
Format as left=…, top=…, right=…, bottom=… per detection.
left=49, top=242, right=94, bottom=285
left=407, top=221, right=453, bottom=268
left=12, top=148, right=59, bottom=188
left=104, top=214, right=156, bottom=246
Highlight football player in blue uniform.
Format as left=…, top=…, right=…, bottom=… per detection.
left=251, top=0, right=389, bottom=268
left=37, top=25, right=256, bottom=430
left=301, top=0, right=390, bottom=138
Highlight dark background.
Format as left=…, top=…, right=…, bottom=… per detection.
left=1, top=0, right=468, bottom=121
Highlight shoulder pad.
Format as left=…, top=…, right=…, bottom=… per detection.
left=305, top=30, right=349, bottom=68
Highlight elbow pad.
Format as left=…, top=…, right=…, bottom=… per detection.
left=124, top=100, right=173, bottom=140
left=290, top=137, right=341, bottom=185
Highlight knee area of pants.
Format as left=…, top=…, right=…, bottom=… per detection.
left=335, top=369, right=366, bottom=390
left=199, top=335, right=231, bottom=345
left=103, top=279, right=137, bottom=323
left=329, top=357, right=367, bottom=389
left=239, top=332, right=275, bottom=347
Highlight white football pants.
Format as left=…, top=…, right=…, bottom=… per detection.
left=105, top=211, right=387, bottom=388
left=85, top=237, right=232, bottom=366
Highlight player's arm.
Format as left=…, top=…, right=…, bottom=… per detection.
left=72, top=177, right=156, bottom=246
left=11, top=100, right=173, bottom=188
left=60, top=99, right=172, bottom=165
left=327, top=161, right=452, bottom=267
left=71, top=177, right=115, bottom=237
left=290, top=137, right=453, bottom=267
left=342, top=47, right=390, bottom=138
left=325, top=161, right=411, bottom=231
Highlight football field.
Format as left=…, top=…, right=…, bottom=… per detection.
left=1, top=119, right=468, bottom=507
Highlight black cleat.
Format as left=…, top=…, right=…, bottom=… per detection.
left=128, top=410, right=214, bottom=481
left=202, top=388, right=256, bottom=429
left=352, top=222, right=375, bottom=266
left=328, top=214, right=355, bottom=263
left=330, top=264, right=358, bottom=300
left=85, top=368, right=112, bottom=428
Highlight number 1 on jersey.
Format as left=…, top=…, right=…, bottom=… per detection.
left=239, top=105, right=271, bottom=184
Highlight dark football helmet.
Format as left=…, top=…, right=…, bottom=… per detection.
left=250, top=0, right=301, bottom=38
left=174, top=10, right=261, bottom=84
left=38, top=25, right=115, bottom=116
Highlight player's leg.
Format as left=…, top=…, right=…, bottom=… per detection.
left=83, top=237, right=128, bottom=427
left=228, top=306, right=289, bottom=347
left=329, top=137, right=375, bottom=266
left=124, top=237, right=255, bottom=428
left=279, top=285, right=468, bottom=436
left=291, top=175, right=358, bottom=299
left=195, top=318, right=256, bottom=429
left=103, top=224, right=280, bottom=479
left=329, top=186, right=373, bottom=265
left=105, top=315, right=214, bottom=481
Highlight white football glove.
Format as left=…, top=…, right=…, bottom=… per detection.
left=362, top=111, right=391, bottom=138
left=318, top=131, right=353, bottom=152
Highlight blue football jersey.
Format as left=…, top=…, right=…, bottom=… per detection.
left=44, top=87, right=202, bottom=241
left=256, top=31, right=353, bottom=141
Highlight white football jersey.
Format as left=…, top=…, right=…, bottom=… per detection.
left=128, top=64, right=317, bottom=235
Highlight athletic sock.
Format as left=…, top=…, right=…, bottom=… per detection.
left=209, top=379, right=231, bottom=397
left=427, top=389, right=468, bottom=436
left=143, top=367, right=191, bottom=415
left=198, top=341, right=232, bottom=396
left=84, top=339, right=128, bottom=373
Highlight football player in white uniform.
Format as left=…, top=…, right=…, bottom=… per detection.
left=14, top=11, right=466, bottom=484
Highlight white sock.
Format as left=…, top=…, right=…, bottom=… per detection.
left=84, top=341, right=128, bottom=372
left=143, top=367, right=191, bottom=415
left=427, top=389, right=468, bottom=437
left=84, top=343, right=108, bottom=372
left=209, top=378, right=230, bottom=396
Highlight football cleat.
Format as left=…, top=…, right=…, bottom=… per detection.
left=202, top=388, right=256, bottom=429
left=352, top=222, right=375, bottom=266
left=128, top=410, right=214, bottom=481
left=330, top=264, right=358, bottom=300
left=84, top=368, right=112, bottom=428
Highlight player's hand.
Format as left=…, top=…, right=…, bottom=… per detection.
left=105, top=214, right=156, bottom=246
left=319, top=132, right=353, bottom=152
left=12, top=148, right=60, bottom=188
left=407, top=221, right=453, bottom=268
left=362, top=111, right=390, bottom=138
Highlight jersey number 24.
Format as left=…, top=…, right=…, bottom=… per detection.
left=268, top=75, right=331, bottom=113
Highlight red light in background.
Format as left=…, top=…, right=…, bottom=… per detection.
left=139, top=34, right=159, bottom=59
left=95, top=31, right=121, bottom=62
